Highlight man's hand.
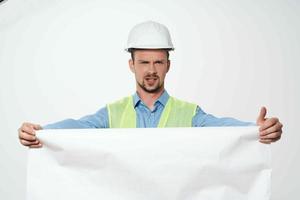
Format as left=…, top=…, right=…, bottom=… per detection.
left=256, top=107, right=283, bottom=144
left=18, top=122, right=43, bottom=148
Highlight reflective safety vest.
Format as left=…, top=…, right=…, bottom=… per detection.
left=107, top=96, right=197, bottom=128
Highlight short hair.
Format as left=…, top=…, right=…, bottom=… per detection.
left=129, top=48, right=170, bottom=62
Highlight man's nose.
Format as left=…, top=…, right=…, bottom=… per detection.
left=148, top=62, right=157, bottom=73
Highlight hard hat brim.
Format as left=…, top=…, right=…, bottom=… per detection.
left=125, top=47, right=174, bottom=52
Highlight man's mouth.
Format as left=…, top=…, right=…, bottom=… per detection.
left=145, top=77, right=158, bottom=85
left=145, top=77, right=158, bottom=80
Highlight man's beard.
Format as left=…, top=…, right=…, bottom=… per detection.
left=137, top=75, right=163, bottom=93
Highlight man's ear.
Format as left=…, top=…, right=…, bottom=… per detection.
left=129, top=59, right=135, bottom=73
left=166, top=60, right=170, bottom=73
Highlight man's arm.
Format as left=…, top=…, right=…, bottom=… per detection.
left=192, top=106, right=254, bottom=127
left=18, top=106, right=109, bottom=148
left=43, top=107, right=109, bottom=129
left=192, top=106, right=283, bottom=144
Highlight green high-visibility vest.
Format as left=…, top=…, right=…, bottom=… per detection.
left=107, top=96, right=197, bottom=128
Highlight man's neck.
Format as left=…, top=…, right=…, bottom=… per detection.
left=136, top=88, right=165, bottom=110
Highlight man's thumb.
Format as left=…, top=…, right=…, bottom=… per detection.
left=256, top=106, right=267, bottom=125
left=32, top=124, right=42, bottom=130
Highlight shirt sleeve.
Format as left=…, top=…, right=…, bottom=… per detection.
left=192, top=106, right=255, bottom=127
left=42, top=106, right=109, bottom=129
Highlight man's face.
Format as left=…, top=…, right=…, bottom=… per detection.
left=129, top=49, right=170, bottom=93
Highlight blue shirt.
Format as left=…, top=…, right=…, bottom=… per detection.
left=43, top=91, right=254, bottom=129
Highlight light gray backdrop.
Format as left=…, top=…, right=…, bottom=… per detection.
left=0, top=0, right=299, bottom=199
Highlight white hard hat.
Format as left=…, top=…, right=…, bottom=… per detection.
left=125, top=21, right=174, bottom=52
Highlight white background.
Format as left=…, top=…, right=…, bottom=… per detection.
left=0, top=0, right=299, bottom=199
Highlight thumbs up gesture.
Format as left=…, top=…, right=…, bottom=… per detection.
left=257, top=107, right=283, bottom=144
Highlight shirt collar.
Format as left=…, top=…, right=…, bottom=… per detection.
left=133, top=90, right=170, bottom=108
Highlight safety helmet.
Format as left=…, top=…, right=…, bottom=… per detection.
left=125, top=21, right=174, bottom=52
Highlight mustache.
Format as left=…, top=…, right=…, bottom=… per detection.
left=144, top=74, right=159, bottom=79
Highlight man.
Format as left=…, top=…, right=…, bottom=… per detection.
left=18, top=21, right=283, bottom=148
